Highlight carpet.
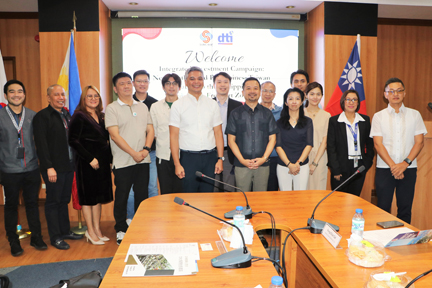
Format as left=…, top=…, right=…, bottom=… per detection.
left=0, top=257, right=112, bottom=288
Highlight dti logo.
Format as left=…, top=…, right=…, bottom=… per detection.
left=200, top=30, right=213, bottom=43
left=218, top=31, right=233, bottom=45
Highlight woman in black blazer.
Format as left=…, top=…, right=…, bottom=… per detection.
left=327, top=89, right=374, bottom=196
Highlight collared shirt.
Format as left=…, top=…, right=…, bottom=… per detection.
left=216, top=97, right=229, bottom=147
left=169, top=93, right=222, bottom=151
left=150, top=99, right=173, bottom=161
left=338, top=112, right=364, bottom=158
left=370, top=103, right=427, bottom=168
left=226, top=103, right=279, bottom=167
left=105, top=98, right=152, bottom=169
left=134, top=93, right=157, bottom=150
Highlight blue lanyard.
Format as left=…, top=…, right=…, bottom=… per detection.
left=347, top=122, right=358, bottom=152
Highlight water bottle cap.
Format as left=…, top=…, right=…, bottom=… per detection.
left=356, top=209, right=363, bottom=213
left=271, top=276, right=283, bottom=285
left=236, top=206, right=243, bottom=211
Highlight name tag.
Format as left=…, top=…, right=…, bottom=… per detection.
left=322, top=223, right=342, bottom=249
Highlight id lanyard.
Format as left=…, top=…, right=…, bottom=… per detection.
left=5, top=106, right=25, bottom=145
left=347, top=122, right=359, bottom=168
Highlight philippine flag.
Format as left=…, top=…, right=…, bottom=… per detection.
left=0, top=48, right=7, bottom=108
left=57, top=32, right=81, bottom=115
left=325, top=38, right=366, bottom=116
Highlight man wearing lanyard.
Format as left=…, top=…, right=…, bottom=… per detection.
left=34, top=84, right=83, bottom=250
left=0, top=80, right=47, bottom=256
left=370, top=78, right=427, bottom=224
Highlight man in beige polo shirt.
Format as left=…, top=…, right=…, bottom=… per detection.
left=105, top=72, right=154, bottom=245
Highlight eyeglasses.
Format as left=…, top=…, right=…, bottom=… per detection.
left=165, top=81, right=179, bottom=87
left=385, top=89, right=405, bottom=95
left=86, top=95, right=100, bottom=99
left=262, top=89, right=275, bottom=94
left=135, top=80, right=150, bottom=85
left=345, top=98, right=358, bottom=103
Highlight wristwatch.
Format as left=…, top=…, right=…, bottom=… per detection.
left=143, top=146, right=151, bottom=152
left=404, top=158, right=412, bottom=166
left=218, top=156, right=225, bottom=161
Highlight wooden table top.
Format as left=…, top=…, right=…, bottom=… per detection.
left=100, top=191, right=432, bottom=288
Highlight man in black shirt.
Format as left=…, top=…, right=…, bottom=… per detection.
left=226, top=77, right=278, bottom=192
left=33, top=84, right=83, bottom=250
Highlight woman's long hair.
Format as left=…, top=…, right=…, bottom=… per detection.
left=278, top=87, right=307, bottom=130
left=75, top=85, right=104, bottom=118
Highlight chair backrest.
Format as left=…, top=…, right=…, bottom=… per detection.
left=0, top=274, right=10, bottom=288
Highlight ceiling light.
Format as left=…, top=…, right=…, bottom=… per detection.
left=286, top=6, right=295, bottom=9
left=209, top=3, right=218, bottom=6
left=129, top=2, right=138, bottom=5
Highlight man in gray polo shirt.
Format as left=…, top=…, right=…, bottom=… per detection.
left=105, top=72, right=154, bottom=245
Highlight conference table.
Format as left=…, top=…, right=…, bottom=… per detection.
left=100, top=191, right=432, bottom=287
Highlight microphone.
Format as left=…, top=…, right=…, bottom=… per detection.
left=428, top=103, right=432, bottom=110
left=195, top=171, right=253, bottom=220
left=307, top=165, right=366, bottom=234
left=173, top=196, right=252, bottom=268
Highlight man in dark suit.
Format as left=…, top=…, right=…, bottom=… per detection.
left=327, top=90, right=374, bottom=196
left=213, top=72, right=242, bottom=191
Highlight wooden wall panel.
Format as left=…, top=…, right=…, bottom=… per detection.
left=0, top=19, right=41, bottom=112
left=99, top=0, right=113, bottom=110
left=377, top=24, right=432, bottom=120
left=305, top=3, right=325, bottom=87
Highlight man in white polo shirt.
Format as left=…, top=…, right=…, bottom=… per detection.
left=105, top=72, right=154, bottom=244
left=169, top=66, right=224, bottom=192
left=370, top=77, right=427, bottom=224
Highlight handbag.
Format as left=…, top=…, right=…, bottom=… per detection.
left=49, top=270, right=102, bottom=288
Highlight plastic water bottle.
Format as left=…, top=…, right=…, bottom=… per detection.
left=268, top=276, right=283, bottom=288
left=351, top=208, right=365, bottom=238
left=233, top=206, right=245, bottom=233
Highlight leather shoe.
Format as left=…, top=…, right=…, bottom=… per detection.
left=51, top=239, right=70, bottom=250
left=62, top=231, right=83, bottom=240
left=10, top=241, right=24, bottom=257
left=30, top=237, right=48, bottom=250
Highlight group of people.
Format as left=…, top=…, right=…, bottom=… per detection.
left=0, top=66, right=426, bottom=257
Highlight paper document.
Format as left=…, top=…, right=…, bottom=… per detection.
left=123, top=243, right=200, bottom=277
left=363, top=228, right=432, bottom=247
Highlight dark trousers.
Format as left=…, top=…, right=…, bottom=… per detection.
left=41, top=170, right=74, bottom=243
left=375, top=168, right=417, bottom=224
left=214, top=150, right=236, bottom=192
left=113, top=163, right=149, bottom=232
left=330, top=159, right=365, bottom=197
left=180, top=149, right=217, bottom=192
left=3, top=169, right=42, bottom=243
left=267, top=157, right=279, bottom=191
left=156, top=156, right=182, bottom=194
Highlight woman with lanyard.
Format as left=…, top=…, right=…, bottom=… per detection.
left=327, top=89, right=374, bottom=196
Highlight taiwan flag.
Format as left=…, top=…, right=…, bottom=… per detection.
left=325, top=39, right=366, bottom=116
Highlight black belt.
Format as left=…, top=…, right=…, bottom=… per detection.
left=181, top=148, right=216, bottom=154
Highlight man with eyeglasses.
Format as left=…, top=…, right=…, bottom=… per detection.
left=150, top=73, right=183, bottom=194
left=212, top=72, right=242, bottom=192
left=370, top=77, right=427, bottom=224
left=260, top=81, right=282, bottom=191
left=169, top=66, right=224, bottom=192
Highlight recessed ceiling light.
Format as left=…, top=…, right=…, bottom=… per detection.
left=129, top=2, right=138, bottom=5
left=286, top=6, right=295, bottom=9
left=209, top=3, right=218, bottom=6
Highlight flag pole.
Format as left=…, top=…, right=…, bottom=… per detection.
left=357, top=34, right=360, bottom=56
left=69, top=11, right=87, bottom=235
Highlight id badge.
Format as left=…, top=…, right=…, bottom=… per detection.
left=354, top=156, right=358, bottom=168
left=17, top=147, right=25, bottom=159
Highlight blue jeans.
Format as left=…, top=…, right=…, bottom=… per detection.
left=126, top=151, right=158, bottom=219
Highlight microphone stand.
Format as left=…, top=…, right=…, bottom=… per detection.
left=195, top=171, right=253, bottom=219
left=174, top=197, right=252, bottom=268
left=307, top=166, right=365, bottom=234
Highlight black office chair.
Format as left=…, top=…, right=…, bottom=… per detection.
left=0, top=274, right=10, bottom=288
